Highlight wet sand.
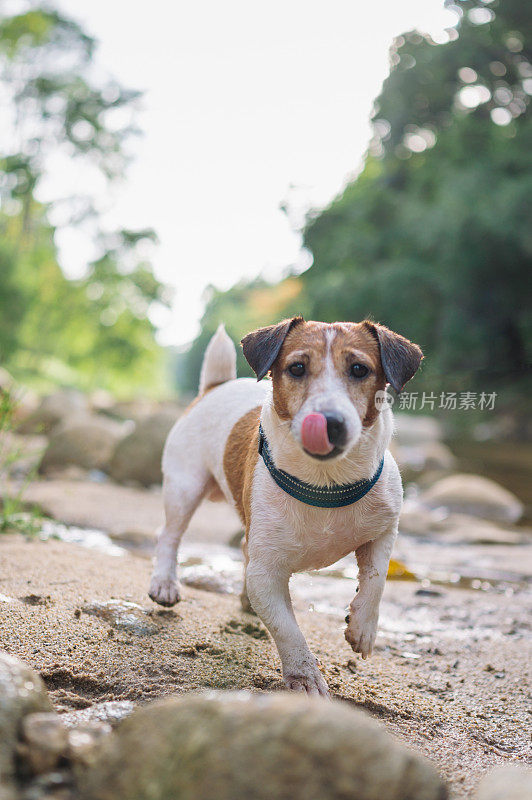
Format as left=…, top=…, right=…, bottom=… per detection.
left=0, top=524, right=530, bottom=799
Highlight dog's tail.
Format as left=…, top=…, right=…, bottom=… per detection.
left=198, top=324, right=237, bottom=394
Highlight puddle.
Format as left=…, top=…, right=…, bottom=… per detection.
left=307, top=550, right=530, bottom=596
left=39, top=519, right=125, bottom=558
left=37, top=520, right=530, bottom=626
left=82, top=599, right=159, bottom=636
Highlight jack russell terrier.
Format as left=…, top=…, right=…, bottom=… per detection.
left=149, top=317, right=423, bottom=696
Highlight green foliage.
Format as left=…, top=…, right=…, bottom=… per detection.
left=302, top=0, right=531, bottom=391
left=0, top=390, right=41, bottom=536
left=181, top=0, right=532, bottom=402
left=175, top=276, right=305, bottom=393
left=0, top=2, right=169, bottom=396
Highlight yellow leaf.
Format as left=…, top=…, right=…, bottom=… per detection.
left=387, top=558, right=416, bottom=581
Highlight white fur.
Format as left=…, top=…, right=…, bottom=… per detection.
left=198, top=323, right=237, bottom=394
left=150, top=329, right=403, bottom=697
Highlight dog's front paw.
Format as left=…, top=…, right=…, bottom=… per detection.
left=345, top=613, right=378, bottom=659
left=148, top=576, right=181, bottom=607
left=283, top=660, right=330, bottom=697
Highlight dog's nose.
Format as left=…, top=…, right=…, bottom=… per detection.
left=324, top=412, right=347, bottom=448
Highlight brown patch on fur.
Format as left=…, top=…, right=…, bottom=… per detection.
left=207, top=481, right=225, bottom=502
left=269, top=321, right=388, bottom=427
left=270, top=322, right=327, bottom=420
left=268, top=320, right=417, bottom=430
left=329, top=323, right=387, bottom=427
left=223, top=406, right=261, bottom=527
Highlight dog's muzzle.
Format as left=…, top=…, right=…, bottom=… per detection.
left=301, top=412, right=347, bottom=459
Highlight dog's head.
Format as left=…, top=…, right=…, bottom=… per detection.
left=242, top=317, right=422, bottom=460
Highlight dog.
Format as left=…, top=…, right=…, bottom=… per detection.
left=149, top=317, right=422, bottom=696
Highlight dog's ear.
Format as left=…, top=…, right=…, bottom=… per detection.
left=241, top=316, right=304, bottom=381
left=363, top=321, right=423, bottom=393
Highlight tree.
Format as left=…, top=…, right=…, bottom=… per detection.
left=0, top=3, right=170, bottom=395
left=302, top=0, right=531, bottom=389
left=180, top=0, right=532, bottom=404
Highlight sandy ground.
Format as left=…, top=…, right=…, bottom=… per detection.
left=0, top=510, right=530, bottom=799
left=23, top=478, right=241, bottom=544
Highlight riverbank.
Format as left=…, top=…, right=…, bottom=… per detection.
left=0, top=525, right=530, bottom=799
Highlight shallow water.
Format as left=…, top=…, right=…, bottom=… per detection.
left=42, top=517, right=531, bottom=640
left=39, top=519, right=125, bottom=557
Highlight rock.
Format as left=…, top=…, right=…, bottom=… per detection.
left=18, top=390, right=89, bottom=435
left=89, top=390, right=115, bottom=413
left=394, top=414, right=443, bottom=445
left=39, top=416, right=129, bottom=475
left=108, top=400, right=183, bottom=424
left=68, top=720, right=112, bottom=768
left=0, top=431, right=46, bottom=480
left=433, top=514, right=530, bottom=546
left=81, top=691, right=447, bottom=800
left=0, top=652, right=52, bottom=798
left=396, top=441, right=455, bottom=475
left=399, top=502, right=446, bottom=537
left=475, top=765, right=532, bottom=800
left=392, top=417, right=452, bottom=482
left=181, top=565, right=233, bottom=594
left=11, top=389, right=40, bottom=427
left=108, top=411, right=179, bottom=486
left=420, top=474, right=523, bottom=524
left=82, top=600, right=159, bottom=636
left=399, top=502, right=529, bottom=544
left=21, top=712, right=68, bottom=774
left=107, top=398, right=159, bottom=423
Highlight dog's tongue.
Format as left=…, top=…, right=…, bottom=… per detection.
left=301, top=413, right=333, bottom=455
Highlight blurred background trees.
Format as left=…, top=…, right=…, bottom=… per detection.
left=0, top=5, right=170, bottom=395
left=179, top=0, right=531, bottom=408
left=1, top=1, right=530, bottom=409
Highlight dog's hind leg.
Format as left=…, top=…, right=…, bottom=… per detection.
left=148, top=470, right=210, bottom=607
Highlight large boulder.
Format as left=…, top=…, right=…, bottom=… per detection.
left=394, top=441, right=456, bottom=481
left=0, top=652, right=52, bottom=800
left=18, top=390, right=89, bottom=434
left=475, top=766, right=532, bottom=800
left=420, top=474, right=523, bottom=524
left=39, top=416, right=130, bottom=475
left=81, top=691, right=447, bottom=800
left=392, top=415, right=453, bottom=483
left=393, top=414, right=443, bottom=446
left=108, top=411, right=179, bottom=486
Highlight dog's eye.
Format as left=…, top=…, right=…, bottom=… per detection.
left=288, top=362, right=306, bottom=377
left=350, top=363, right=369, bottom=379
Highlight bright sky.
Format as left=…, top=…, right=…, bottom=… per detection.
left=54, top=0, right=457, bottom=346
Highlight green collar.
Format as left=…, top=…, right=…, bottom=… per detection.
left=258, top=425, right=384, bottom=509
